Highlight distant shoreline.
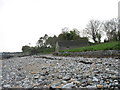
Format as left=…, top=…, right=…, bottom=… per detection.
left=1, top=50, right=120, bottom=59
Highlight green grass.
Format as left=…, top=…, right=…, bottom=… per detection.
left=61, top=41, right=120, bottom=52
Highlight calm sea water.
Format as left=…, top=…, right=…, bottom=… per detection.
left=0, top=52, right=2, bottom=59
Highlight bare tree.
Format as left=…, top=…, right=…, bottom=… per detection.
left=37, top=37, right=44, bottom=47
left=84, top=20, right=102, bottom=43
left=118, top=18, right=120, bottom=40
left=103, top=18, right=119, bottom=41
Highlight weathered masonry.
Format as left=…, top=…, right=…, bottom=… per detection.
left=55, top=39, right=89, bottom=52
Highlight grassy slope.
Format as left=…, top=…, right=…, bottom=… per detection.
left=61, top=41, right=120, bottom=52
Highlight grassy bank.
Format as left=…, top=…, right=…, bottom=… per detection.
left=61, top=41, right=120, bottom=52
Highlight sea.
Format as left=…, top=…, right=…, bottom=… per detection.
left=0, top=52, right=2, bottom=59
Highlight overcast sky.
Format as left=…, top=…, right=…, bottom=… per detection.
left=0, top=0, right=119, bottom=52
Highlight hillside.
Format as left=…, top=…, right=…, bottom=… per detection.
left=61, top=41, right=120, bottom=52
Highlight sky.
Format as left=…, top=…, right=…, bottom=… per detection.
left=0, top=0, right=119, bottom=52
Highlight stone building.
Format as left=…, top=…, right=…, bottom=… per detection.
left=55, top=39, right=89, bottom=52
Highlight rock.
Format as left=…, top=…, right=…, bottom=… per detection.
left=110, top=75, right=118, bottom=79
left=81, top=83, right=88, bottom=87
left=81, top=79, right=87, bottom=83
left=63, top=76, right=71, bottom=81
left=34, top=75, right=39, bottom=79
left=61, top=81, right=67, bottom=84
left=24, top=84, right=31, bottom=88
left=73, top=80, right=81, bottom=86
left=106, top=80, right=110, bottom=84
left=32, top=83, right=40, bottom=87
left=68, top=78, right=76, bottom=83
left=55, top=86, right=62, bottom=88
left=87, top=78, right=92, bottom=84
left=62, top=82, right=75, bottom=88
left=43, top=80, right=50, bottom=85
left=57, top=75, right=63, bottom=79
left=92, top=77, right=99, bottom=82
left=113, top=80, right=119, bottom=85
left=96, top=84, right=104, bottom=88
left=3, top=84, right=11, bottom=88
left=50, top=82, right=61, bottom=88
left=50, top=85, right=56, bottom=88
left=45, top=71, right=49, bottom=75
left=86, top=85, right=96, bottom=88
left=110, top=84, right=120, bottom=88
left=38, top=79, right=42, bottom=82
left=17, top=67, right=22, bottom=71
left=40, top=76, right=45, bottom=80
left=40, top=72, right=46, bottom=76
left=83, top=73, right=90, bottom=77
left=31, top=72, right=37, bottom=74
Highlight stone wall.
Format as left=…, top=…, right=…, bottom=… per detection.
left=59, top=50, right=120, bottom=58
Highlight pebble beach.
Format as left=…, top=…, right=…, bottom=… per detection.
left=1, top=55, right=120, bottom=89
